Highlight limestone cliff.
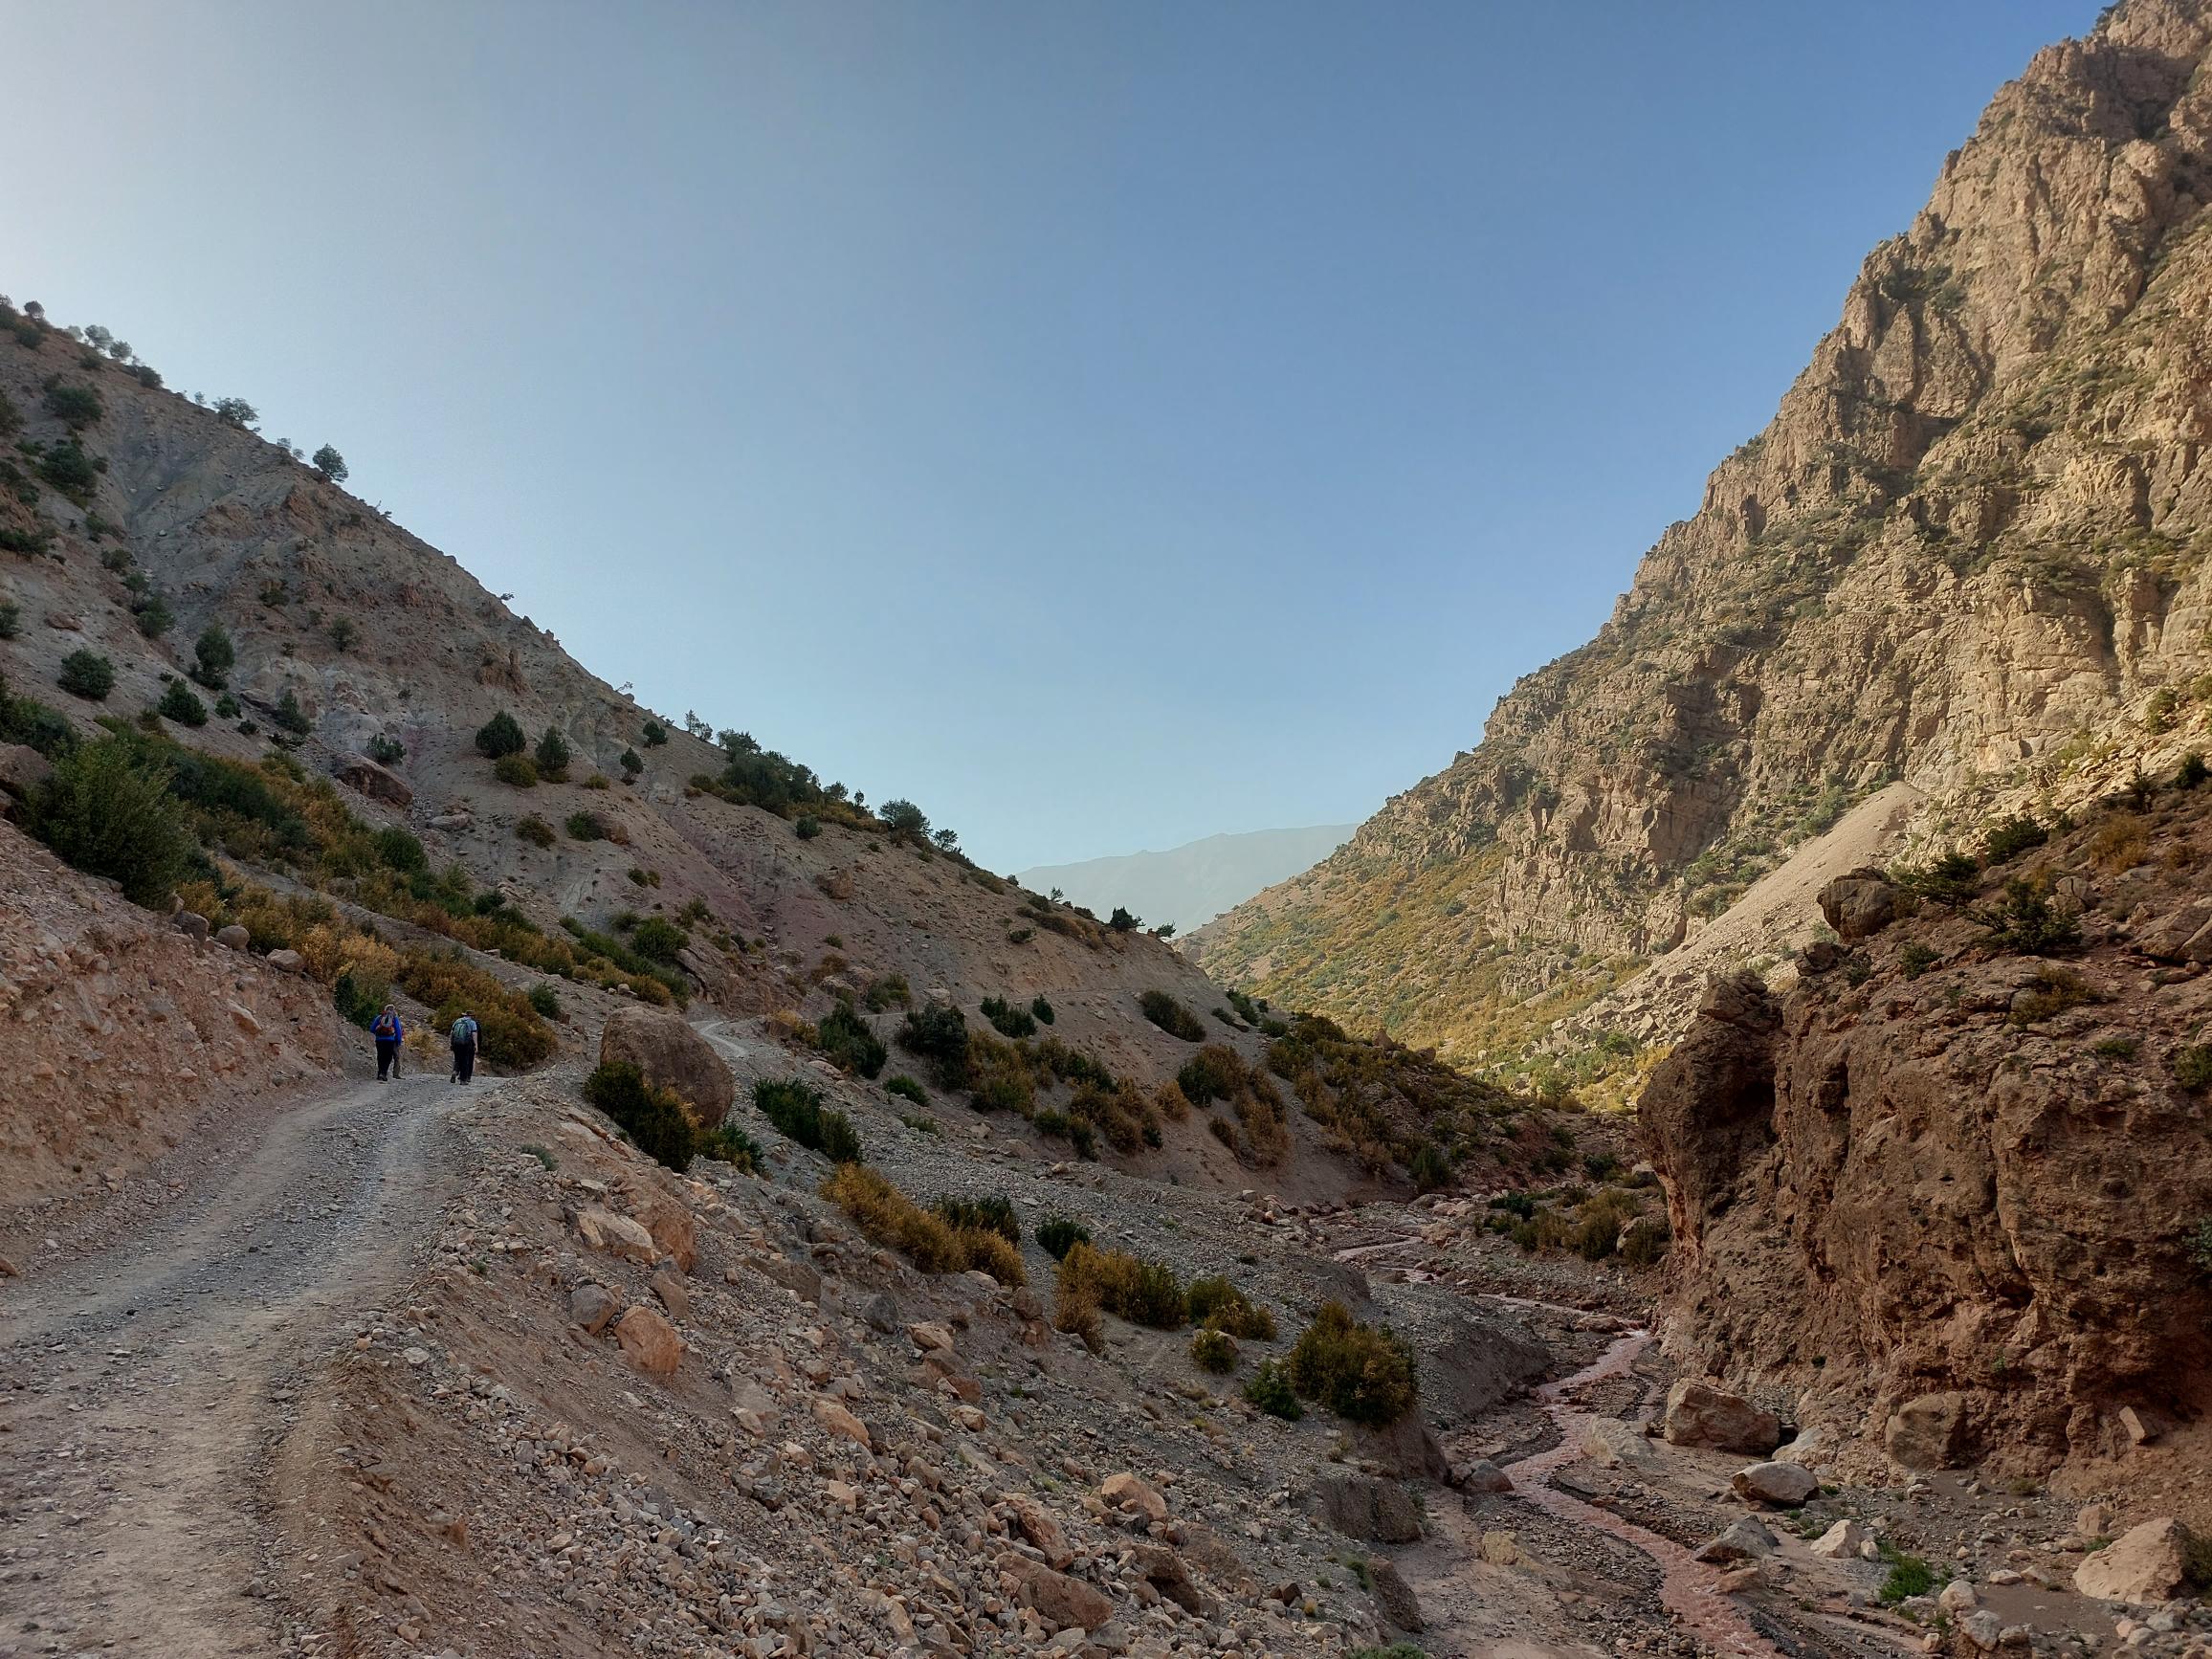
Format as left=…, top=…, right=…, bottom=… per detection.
left=1198, top=0, right=2212, bottom=1066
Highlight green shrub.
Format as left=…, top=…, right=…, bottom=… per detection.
left=980, top=995, right=1037, bottom=1038
left=0, top=676, right=76, bottom=758
left=57, top=649, right=115, bottom=700
left=370, top=825, right=426, bottom=873
left=517, top=814, right=556, bottom=848
left=582, top=1061, right=695, bottom=1171
left=816, top=999, right=888, bottom=1078
left=1140, top=988, right=1206, bottom=1040
left=864, top=972, right=912, bottom=1011
left=1190, top=1327, right=1239, bottom=1373
left=1897, top=941, right=1938, bottom=979
left=697, top=1122, right=762, bottom=1172
left=885, top=1073, right=928, bottom=1105
left=753, top=1076, right=863, bottom=1163
left=1982, top=816, right=2047, bottom=864
left=187, top=622, right=233, bottom=688
left=1287, top=1302, right=1419, bottom=1427
left=2172, top=1045, right=2212, bottom=1091
left=896, top=1003, right=971, bottom=1089
left=475, top=710, right=525, bottom=759
left=1243, top=1360, right=1303, bottom=1421
left=1176, top=1043, right=1245, bottom=1105
left=1036, top=1215, right=1091, bottom=1261
left=564, top=811, right=606, bottom=841
left=494, top=752, right=538, bottom=787
left=934, top=1194, right=1019, bottom=1244
left=533, top=726, right=570, bottom=780
left=273, top=689, right=312, bottom=735
left=641, top=719, right=668, bottom=746
left=1897, top=850, right=1980, bottom=906
left=1978, top=878, right=2081, bottom=955
left=1030, top=995, right=1054, bottom=1026
left=2175, top=752, right=2207, bottom=790
left=527, top=982, right=563, bottom=1020
left=1058, top=1242, right=1185, bottom=1328
left=327, top=616, right=356, bottom=653
left=156, top=680, right=207, bottom=726
left=619, top=747, right=642, bottom=778
left=1620, top=1216, right=1670, bottom=1267
left=29, top=737, right=193, bottom=907
left=0, top=600, right=17, bottom=639
left=1876, top=1543, right=1938, bottom=1605
left=214, top=694, right=240, bottom=720
left=794, top=814, right=822, bottom=839
left=366, top=733, right=404, bottom=765
left=1409, top=1141, right=1453, bottom=1192
left=630, top=917, right=688, bottom=963
left=42, top=383, right=102, bottom=428
left=1187, top=1276, right=1275, bottom=1339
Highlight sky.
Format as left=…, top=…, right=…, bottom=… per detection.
left=0, top=1, right=2102, bottom=870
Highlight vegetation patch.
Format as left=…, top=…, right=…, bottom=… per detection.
left=1139, top=989, right=1206, bottom=1040
left=752, top=1076, right=863, bottom=1163
left=1286, top=1301, right=1419, bottom=1426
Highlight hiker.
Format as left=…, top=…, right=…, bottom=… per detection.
left=371, top=1004, right=404, bottom=1080
left=449, top=1010, right=480, bottom=1084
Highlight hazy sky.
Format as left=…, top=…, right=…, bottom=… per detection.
left=0, top=1, right=2098, bottom=870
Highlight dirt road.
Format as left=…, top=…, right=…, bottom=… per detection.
left=0, top=1073, right=487, bottom=1659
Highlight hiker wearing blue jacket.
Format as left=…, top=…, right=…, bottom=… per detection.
left=371, top=1005, right=404, bottom=1081
left=450, top=1011, right=480, bottom=1084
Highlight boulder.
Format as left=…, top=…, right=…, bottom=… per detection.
left=0, top=743, right=54, bottom=800
left=676, top=943, right=728, bottom=994
left=1309, top=1472, right=1423, bottom=1543
left=1937, top=1580, right=1979, bottom=1614
left=1476, top=1530, right=1522, bottom=1565
left=1957, top=1609, right=2004, bottom=1652
left=1582, top=1417, right=1660, bottom=1471
left=1692, top=1517, right=1778, bottom=1564
left=1100, top=1472, right=1167, bottom=1522
left=599, top=1006, right=734, bottom=1127
left=575, top=1205, right=656, bottom=1264
left=1885, top=1390, right=1967, bottom=1470
left=266, top=947, right=307, bottom=973
left=1731, top=1461, right=1818, bottom=1506
left=650, top=1266, right=691, bottom=1320
left=1663, top=1379, right=1781, bottom=1453
left=1817, top=868, right=1898, bottom=941
left=1009, top=1497, right=1073, bottom=1568
left=334, top=753, right=413, bottom=807
left=999, top=1555, right=1113, bottom=1632
left=1128, top=1542, right=1209, bottom=1615
left=2073, top=1517, right=2198, bottom=1604
left=1807, top=1518, right=1871, bottom=1559
left=613, top=1305, right=681, bottom=1374
left=1454, top=1458, right=1512, bottom=1493
left=174, top=911, right=211, bottom=941
left=813, top=1397, right=872, bottom=1450
left=214, top=924, right=252, bottom=951
left=568, top=1283, right=619, bottom=1335
left=1367, top=1558, right=1424, bottom=1632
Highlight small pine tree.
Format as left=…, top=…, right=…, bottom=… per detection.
left=274, top=688, right=312, bottom=735
left=619, top=747, right=643, bottom=777
left=156, top=679, right=208, bottom=727
left=641, top=719, right=668, bottom=746
left=192, top=621, right=233, bottom=688
left=475, top=710, right=525, bottom=759
left=57, top=649, right=115, bottom=700
left=533, top=726, right=571, bottom=780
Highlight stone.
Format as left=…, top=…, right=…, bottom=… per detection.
left=1958, top=1609, right=2004, bottom=1651
left=613, top=1305, right=680, bottom=1374
left=1000, top=1554, right=1113, bottom=1632
left=2077, top=1502, right=2112, bottom=1537
left=1692, top=1517, right=1779, bottom=1563
left=598, top=1006, right=734, bottom=1126
left=333, top=753, right=413, bottom=807
left=1808, top=1518, right=1871, bottom=1559
left=428, top=811, right=474, bottom=831
left=2117, top=1405, right=2161, bottom=1446
left=215, top=924, right=252, bottom=950
left=266, top=948, right=307, bottom=973
left=625, top=1189, right=697, bottom=1272
left=1366, top=1558, right=1424, bottom=1632
left=0, top=743, right=54, bottom=800
left=1818, top=868, right=1898, bottom=941
left=1128, top=1543, right=1208, bottom=1615
left=1309, top=1472, right=1423, bottom=1543
left=174, top=911, right=210, bottom=941
left=1886, top=1391, right=1967, bottom=1470
left=1938, top=1581, right=1980, bottom=1613
left=1772, top=1427, right=1826, bottom=1468
left=1010, top=1497, right=1073, bottom=1568
left=575, top=1205, right=656, bottom=1264
left=1663, top=1379, right=1781, bottom=1453
left=1455, top=1457, right=1512, bottom=1493
left=1100, top=1472, right=1167, bottom=1522
left=650, top=1266, right=690, bottom=1320
left=1476, top=1530, right=1522, bottom=1565
left=813, top=1397, right=872, bottom=1450
left=860, top=1292, right=899, bottom=1333
left=2074, top=1518, right=2197, bottom=1604
left=568, top=1283, right=619, bottom=1335
left=1731, top=1461, right=1818, bottom=1506
left=1582, top=1417, right=1659, bottom=1470
left=907, top=1320, right=956, bottom=1353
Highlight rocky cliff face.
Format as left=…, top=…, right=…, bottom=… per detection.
left=1640, top=787, right=2212, bottom=1478
left=1199, top=0, right=2212, bottom=1065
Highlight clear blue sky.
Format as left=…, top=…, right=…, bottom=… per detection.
left=0, top=1, right=2099, bottom=871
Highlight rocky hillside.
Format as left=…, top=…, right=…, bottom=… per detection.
left=1199, top=0, right=2212, bottom=1071
left=1641, top=773, right=2212, bottom=1493
left=0, top=287, right=1559, bottom=1210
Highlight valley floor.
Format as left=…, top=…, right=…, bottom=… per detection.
left=4, top=1037, right=2207, bottom=1659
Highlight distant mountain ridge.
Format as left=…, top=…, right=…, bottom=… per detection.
left=1017, top=825, right=1355, bottom=933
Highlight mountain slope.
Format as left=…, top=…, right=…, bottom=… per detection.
left=1198, top=0, right=2212, bottom=1067
left=1016, top=824, right=1354, bottom=934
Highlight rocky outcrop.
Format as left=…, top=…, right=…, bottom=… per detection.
left=1200, top=0, right=2212, bottom=1065
left=333, top=752, right=412, bottom=807
left=2073, top=1518, right=2201, bottom=1604
left=1643, top=790, right=2212, bottom=1473
left=1660, top=1377, right=1781, bottom=1454
left=598, top=1006, right=734, bottom=1127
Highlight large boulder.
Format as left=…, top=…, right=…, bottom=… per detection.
left=1817, top=868, right=1897, bottom=941
left=334, top=753, right=413, bottom=807
left=1731, top=1461, right=1817, bottom=1506
left=0, top=743, right=54, bottom=802
left=2073, top=1517, right=2199, bottom=1604
left=599, top=1006, right=734, bottom=1127
left=613, top=1304, right=681, bottom=1374
left=1885, top=1390, right=1967, bottom=1470
left=999, top=1555, right=1113, bottom=1632
left=1309, top=1472, right=1423, bottom=1543
left=1692, top=1516, right=1778, bottom=1563
left=1662, top=1379, right=1781, bottom=1453
left=1367, top=1558, right=1425, bottom=1632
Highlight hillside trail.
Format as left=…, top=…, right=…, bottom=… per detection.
left=0, top=1071, right=492, bottom=1659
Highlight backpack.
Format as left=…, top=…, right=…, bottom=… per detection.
left=372, top=1013, right=399, bottom=1039
left=451, top=1017, right=477, bottom=1049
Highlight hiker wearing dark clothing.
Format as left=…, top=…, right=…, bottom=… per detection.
left=450, top=1012, right=479, bottom=1084
left=371, top=1005, right=404, bottom=1080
